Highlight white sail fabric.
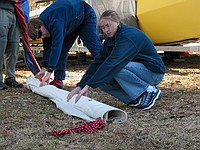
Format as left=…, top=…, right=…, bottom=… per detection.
left=30, top=0, right=137, bottom=27
left=30, top=5, right=49, bottom=18
left=86, top=0, right=138, bottom=27
left=87, top=0, right=136, bottom=17
left=26, top=76, right=127, bottom=123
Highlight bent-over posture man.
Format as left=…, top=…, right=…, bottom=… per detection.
left=27, top=0, right=102, bottom=89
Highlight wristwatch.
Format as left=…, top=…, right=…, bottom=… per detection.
left=47, top=67, right=54, bottom=73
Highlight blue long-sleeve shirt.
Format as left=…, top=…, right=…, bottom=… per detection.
left=39, top=0, right=85, bottom=67
left=20, top=0, right=30, bottom=23
left=77, top=23, right=166, bottom=89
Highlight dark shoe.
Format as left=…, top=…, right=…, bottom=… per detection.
left=49, top=80, right=63, bottom=89
left=4, top=77, right=23, bottom=88
left=128, top=93, right=145, bottom=107
left=0, top=82, right=8, bottom=90
left=138, top=88, right=162, bottom=110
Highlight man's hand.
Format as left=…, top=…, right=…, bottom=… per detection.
left=35, top=67, right=46, bottom=80
left=67, top=85, right=89, bottom=103
left=35, top=67, right=52, bottom=87
left=39, top=72, right=52, bottom=87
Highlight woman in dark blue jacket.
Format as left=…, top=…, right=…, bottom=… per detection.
left=27, top=0, right=102, bottom=88
left=67, top=10, right=166, bottom=110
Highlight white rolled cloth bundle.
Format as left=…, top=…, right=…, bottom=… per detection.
left=26, top=76, right=127, bottom=123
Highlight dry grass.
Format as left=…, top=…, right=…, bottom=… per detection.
left=0, top=55, right=200, bottom=150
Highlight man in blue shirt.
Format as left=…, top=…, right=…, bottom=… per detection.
left=27, top=0, right=102, bottom=89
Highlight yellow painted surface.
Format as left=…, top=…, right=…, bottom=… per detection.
left=137, top=0, right=200, bottom=44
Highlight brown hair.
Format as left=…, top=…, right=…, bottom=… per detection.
left=100, top=10, right=120, bottom=22
left=27, top=18, right=43, bottom=40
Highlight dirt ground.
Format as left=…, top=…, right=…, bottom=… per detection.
left=0, top=54, right=200, bottom=150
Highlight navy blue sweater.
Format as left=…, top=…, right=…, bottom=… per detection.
left=77, top=23, right=166, bottom=88
left=39, top=0, right=84, bottom=67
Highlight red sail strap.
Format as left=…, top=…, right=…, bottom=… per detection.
left=13, top=0, right=41, bottom=73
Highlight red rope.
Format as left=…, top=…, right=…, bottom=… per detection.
left=52, top=118, right=106, bottom=135
left=13, top=0, right=41, bottom=74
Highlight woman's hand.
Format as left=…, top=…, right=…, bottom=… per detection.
left=67, top=85, right=90, bottom=103
left=67, top=87, right=81, bottom=102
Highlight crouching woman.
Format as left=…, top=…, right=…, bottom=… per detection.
left=67, top=10, right=166, bottom=110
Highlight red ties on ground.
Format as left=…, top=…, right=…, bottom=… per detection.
left=52, top=118, right=107, bottom=135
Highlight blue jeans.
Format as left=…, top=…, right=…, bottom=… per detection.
left=99, top=62, right=165, bottom=104
left=54, top=4, right=102, bottom=80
